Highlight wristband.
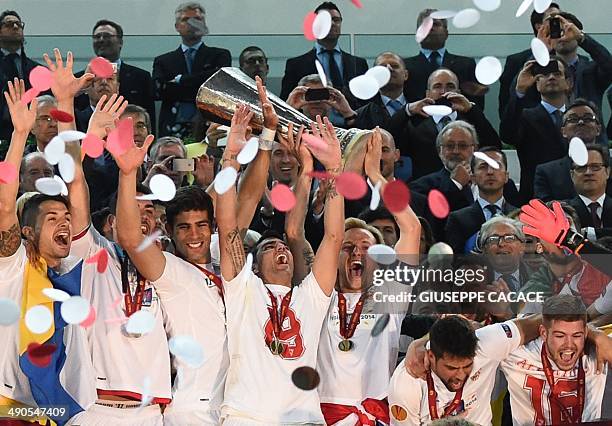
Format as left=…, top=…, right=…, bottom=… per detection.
left=562, top=229, right=585, bottom=253
left=259, top=138, right=275, bottom=151
left=260, top=127, right=276, bottom=141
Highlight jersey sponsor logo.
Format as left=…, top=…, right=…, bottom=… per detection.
left=501, top=323, right=513, bottom=338
left=263, top=307, right=305, bottom=360
left=469, top=368, right=482, bottom=382
left=390, top=404, right=408, bottom=421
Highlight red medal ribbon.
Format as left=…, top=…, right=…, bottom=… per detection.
left=540, top=344, right=585, bottom=424
left=192, top=263, right=225, bottom=302
left=124, top=279, right=145, bottom=317
left=426, top=370, right=464, bottom=420
left=266, top=287, right=293, bottom=342
left=337, top=292, right=368, bottom=340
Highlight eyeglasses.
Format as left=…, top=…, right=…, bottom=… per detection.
left=484, top=234, right=523, bottom=247
left=563, top=115, right=598, bottom=125
left=441, top=143, right=474, bottom=151
left=572, top=163, right=606, bottom=173
left=93, top=32, right=118, bottom=40
left=36, top=115, right=57, bottom=123
left=1, top=20, right=25, bottom=29
left=134, top=123, right=148, bottom=131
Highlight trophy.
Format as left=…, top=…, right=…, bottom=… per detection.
left=196, top=67, right=371, bottom=154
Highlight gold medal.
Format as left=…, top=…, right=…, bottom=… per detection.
left=269, top=339, right=284, bottom=356
left=338, top=339, right=353, bottom=351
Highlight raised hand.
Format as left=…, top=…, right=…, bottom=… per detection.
left=88, top=94, right=128, bottom=139
left=226, top=104, right=254, bottom=157
left=324, top=87, right=355, bottom=118
left=193, top=154, right=216, bottom=187
left=3, top=79, right=38, bottom=134
left=111, top=134, right=155, bottom=176
left=408, top=97, right=435, bottom=118
left=256, top=76, right=278, bottom=130
left=444, top=92, right=473, bottom=113
left=308, top=115, right=342, bottom=172
left=520, top=199, right=569, bottom=246
left=515, top=60, right=538, bottom=94
left=286, top=86, right=308, bottom=110
left=364, top=127, right=383, bottom=181
left=43, top=48, right=94, bottom=101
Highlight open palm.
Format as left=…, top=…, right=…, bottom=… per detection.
left=111, top=135, right=154, bottom=175
left=4, top=79, right=38, bottom=133
left=43, top=48, right=94, bottom=100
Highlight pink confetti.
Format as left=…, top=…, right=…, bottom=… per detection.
left=80, top=306, right=96, bottom=328
left=428, top=189, right=450, bottom=219
left=306, top=170, right=331, bottom=180
left=89, top=57, right=114, bottom=79
left=270, top=184, right=297, bottom=212
left=20, top=88, right=40, bottom=105
left=0, top=161, right=18, bottom=184
left=336, top=172, right=367, bottom=200
left=416, top=16, right=434, bottom=43
left=82, top=134, right=105, bottom=158
left=106, top=118, right=133, bottom=156
left=382, top=180, right=411, bottom=213
left=303, top=12, right=317, bottom=41
left=49, top=109, right=74, bottom=123
left=29, top=66, right=52, bottom=91
left=351, top=0, right=364, bottom=8
left=302, top=133, right=327, bottom=152
left=85, top=248, right=109, bottom=273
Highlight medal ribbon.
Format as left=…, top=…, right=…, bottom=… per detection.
left=121, top=254, right=146, bottom=317
left=540, top=344, right=585, bottom=424
left=192, top=263, right=225, bottom=302
left=338, top=292, right=368, bottom=340
left=266, top=287, right=293, bottom=341
left=426, top=371, right=463, bottom=420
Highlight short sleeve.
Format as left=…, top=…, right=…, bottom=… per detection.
left=475, top=320, right=522, bottom=361
left=69, top=226, right=111, bottom=260
left=0, top=243, right=26, bottom=284
left=152, top=252, right=205, bottom=297
left=388, top=364, right=423, bottom=426
left=294, top=272, right=331, bottom=311
left=593, top=281, right=612, bottom=315
left=222, top=258, right=256, bottom=302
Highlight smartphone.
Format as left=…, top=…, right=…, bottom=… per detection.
left=435, top=97, right=453, bottom=107
left=173, top=158, right=195, bottom=172
left=305, top=88, right=330, bottom=102
left=549, top=17, right=562, bottom=39
left=532, top=60, right=559, bottom=76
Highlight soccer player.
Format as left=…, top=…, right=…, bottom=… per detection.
left=501, top=295, right=608, bottom=425
left=318, top=128, right=421, bottom=425
left=217, top=110, right=344, bottom=425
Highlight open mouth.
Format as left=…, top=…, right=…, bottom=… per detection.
left=140, top=223, right=150, bottom=235
left=275, top=253, right=289, bottom=265
left=348, top=260, right=363, bottom=279
left=559, top=350, right=575, bottom=363
left=53, top=230, right=70, bottom=248
left=186, top=242, right=204, bottom=249
left=280, top=167, right=293, bottom=174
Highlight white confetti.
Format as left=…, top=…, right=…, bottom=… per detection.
left=0, top=298, right=20, bottom=326
left=213, top=167, right=238, bottom=195
left=136, top=230, right=163, bottom=253
left=568, top=137, right=588, bottom=167
left=475, top=56, right=503, bottom=85
left=125, top=310, right=155, bottom=335
left=60, top=296, right=90, bottom=324
left=312, top=10, right=332, bottom=40
left=58, top=153, right=75, bottom=183
left=237, top=137, right=259, bottom=165
left=44, top=136, right=65, bottom=165
left=169, top=335, right=205, bottom=368
left=348, top=75, right=379, bottom=100
left=531, top=37, right=550, bottom=66
left=58, top=130, right=87, bottom=142
left=452, top=8, right=481, bottom=29
left=367, top=244, right=397, bottom=265
left=25, top=305, right=53, bottom=334
left=474, top=151, right=501, bottom=169
left=42, top=288, right=71, bottom=302
left=366, top=66, right=391, bottom=88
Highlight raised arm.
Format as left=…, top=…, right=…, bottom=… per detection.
left=309, top=116, right=344, bottom=296
left=0, top=80, right=37, bottom=257
left=218, top=105, right=252, bottom=281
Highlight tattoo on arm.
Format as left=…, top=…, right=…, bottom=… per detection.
left=225, top=228, right=246, bottom=276
left=0, top=223, right=21, bottom=257
left=326, top=178, right=338, bottom=199
left=302, top=246, right=315, bottom=267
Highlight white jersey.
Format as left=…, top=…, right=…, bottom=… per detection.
left=71, top=227, right=171, bottom=401
left=501, top=337, right=607, bottom=426
left=318, top=281, right=411, bottom=408
left=0, top=243, right=96, bottom=412
left=153, top=252, right=228, bottom=425
left=388, top=320, right=522, bottom=426
left=592, top=280, right=612, bottom=315
left=221, top=262, right=332, bottom=424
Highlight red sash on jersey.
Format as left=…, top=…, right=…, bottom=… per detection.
left=321, top=398, right=390, bottom=425
left=540, top=345, right=585, bottom=424
left=192, top=263, right=224, bottom=302
left=553, top=261, right=609, bottom=306
left=96, top=389, right=171, bottom=405
left=266, top=288, right=293, bottom=344
left=426, top=371, right=463, bottom=420
left=338, top=292, right=368, bottom=340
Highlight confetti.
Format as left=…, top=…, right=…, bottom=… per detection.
left=82, top=134, right=105, bottom=158
left=452, top=8, right=481, bottom=29
left=49, top=109, right=74, bottom=123
left=568, top=137, right=588, bottom=167
left=89, top=57, right=114, bottom=79
left=60, top=296, right=91, bottom=324
left=475, top=56, right=503, bottom=85
left=0, top=298, right=20, bottom=325
left=85, top=248, right=109, bottom=273
left=213, top=167, right=238, bottom=195
left=291, top=366, right=320, bottom=391
left=29, top=66, right=52, bottom=91
left=27, top=343, right=57, bottom=368
left=371, top=313, right=391, bottom=337
left=25, top=305, right=53, bottom=334
left=270, top=184, right=297, bottom=212
left=365, top=66, right=391, bottom=88
left=428, top=189, right=450, bottom=219
left=336, top=172, right=367, bottom=200
left=348, top=75, right=379, bottom=100
left=382, top=180, right=410, bottom=213
left=531, top=37, right=550, bottom=66
left=415, top=17, right=434, bottom=43
left=237, top=137, right=259, bottom=165
left=0, top=161, right=18, bottom=184
left=136, top=230, right=163, bottom=253
left=367, top=244, right=397, bottom=265
left=169, top=335, right=205, bottom=368
left=312, top=10, right=332, bottom=40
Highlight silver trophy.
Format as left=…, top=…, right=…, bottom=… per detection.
left=196, top=67, right=371, bottom=154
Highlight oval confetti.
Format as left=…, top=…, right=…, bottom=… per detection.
left=315, top=59, right=328, bottom=88
left=475, top=56, right=503, bottom=85
left=367, top=244, right=397, bottom=265
left=366, top=66, right=391, bottom=88
left=42, top=288, right=71, bottom=302
left=44, top=136, right=65, bottom=166
left=213, top=167, right=238, bottom=195
left=80, top=306, right=96, bottom=328
left=90, top=57, right=114, bottom=79
left=473, top=151, right=500, bottom=169
left=473, top=0, right=501, bottom=12
left=270, top=184, right=297, bottom=212
left=169, top=335, right=205, bottom=368
left=125, top=310, right=156, bottom=335
left=29, top=66, right=52, bottom=91
left=312, top=10, right=332, bottom=40
left=422, top=105, right=453, bottom=117
left=428, top=189, right=450, bottom=219
left=237, top=137, right=259, bottom=165
left=35, top=177, right=64, bottom=196
left=27, top=343, right=57, bottom=368
left=531, top=37, right=550, bottom=67
left=25, top=305, right=53, bottom=334
left=82, top=134, right=105, bottom=158
left=415, top=16, right=434, bottom=43
left=0, top=298, right=20, bottom=326
left=515, top=0, right=534, bottom=17
left=291, top=366, right=320, bottom=391
left=21, top=88, right=40, bottom=105
left=452, top=8, right=481, bottom=29
left=302, top=12, right=317, bottom=41
left=336, top=172, right=367, bottom=200
left=534, top=0, right=553, bottom=13
left=58, top=153, right=75, bottom=183
left=430, top=10, right=457, bottom=19
left=136, top=230, right=163, bottom=253
left=569, top=137, right=588, bottom=167
left=58, top=130, right=87, bottom=142
left=60, top=296, right=91, bottom=324
left=371, top=313, right=391, bottom=337
left=348, top=75, right=379, bottom=100
left=350, top=0, right=363, bottom=8
left=49, top=109, right=74, bottom=123
left=0, top=161, right=18, bottom=184
left=382, top=180, right=411, bottom=213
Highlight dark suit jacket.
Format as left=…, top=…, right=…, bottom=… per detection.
left=534, top=156, right=612, bottom=202
left=76, top=62, right=156, bottom=134
left=153, top=44, right=231, bottom=136
left=607, top=88, right=612, bottom=141
left=354, top=94, right=393, bottom=131
left=500, top=96, right=565, bottom=201
left=280, top=48, right=368, bottom=108
left=566, top=195, right=612, bottom=239
left=445, top=200, right=516, bottom=254
left=402, top=51, right=483, bottom=109
left=498, top=48, right=532, bottom=119
left=387, top=106, right=501, bottom=179
left=1, top=51, right=40, bottom=142
left=75, top=107, right=94, bottom=133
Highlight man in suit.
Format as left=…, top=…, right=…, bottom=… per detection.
left=19, top=153, right=53, bottom=196
left=445, top=148, right=516, bottom=254
left=354, top=51, right=409, bottom=131
left=498, top=3, right=560, bottom=118
left=566, top=143, right=612, bottom=240
left=153, top=2, right=231, bottom=138
left=403, top=8, right=487, bottom=110
left=76, top=20, right=156, bottom=134
left=0, top=10, right=40, bottom=144
left=500, top=56, right=571, bottom=202
left=280, top=1, right=368, bottom=113
left=607, top=88, right=612, bottom=141
left=239, top=46, right=269, bottom=85
left=24, top=95, right=59, bottom=155
left=534, top=99, right=612, bottom=201
left=388, top=68, right=501, bottom=179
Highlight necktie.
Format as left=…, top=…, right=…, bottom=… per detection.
left=185, top=47, right=196, bottom=75
left=325, top=50, right=343, bottom=88
left=484, top=204, right=501, bottom=219
left=589, top=202, right=602, bottom=228
left=429, top=51, right=441, bottom=67
left=551, top=109, right=563, bottom=128
left=387, top=99, right=403, bottom=116
left=501, top=273, right=519, bottom=292
left=437, top=115, right=452, bottom=132
left=4, top=52, right=21, bottom=79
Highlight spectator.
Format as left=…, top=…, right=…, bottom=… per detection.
left=239, top=46, right=269, bottom=84
left=144, top=136, right=188, bottom=188
left=26, top=95, right=58, bottom=154
left=445, top=147, right=516, bottom=254
left=403, top=9, right=487, bottom=110
left=76, top=64, right=119, bottom=132
left=280, top=1, right=368, bottom=117
left=534, top=99, right=612, bottom=201
left=388, top=68, right=500, bottom=179
left=354, top=51, right=409, bottom=130
left=120, top=104, right=152, bottom=148
left=18, top=152, right=53, bottom=195
left=153, top=2, right=231, bottom=138
left=76, top=20, right=156, bottom=133
left=500, top=56, right=571, bottom=201
left=0, top=10, right=40, bottom=143
left=607, top=88, right=612, bottom=140
left=358, top=206, right=400, bottom=247
left=498, top=3, right=560, bottom=118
